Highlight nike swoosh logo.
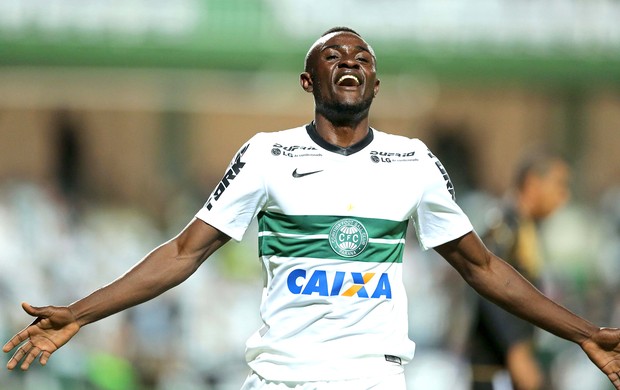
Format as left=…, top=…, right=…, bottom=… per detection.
left=292, top=168, right=323, bottom=178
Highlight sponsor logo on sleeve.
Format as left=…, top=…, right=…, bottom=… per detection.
left=205, top=143, right=249, bottom=210
left=427, top=149, right=455, bottom=200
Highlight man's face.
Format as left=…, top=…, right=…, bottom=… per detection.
left=301, top=32, right=380, bottom=122
left=531, top=160, right=571, bottom=220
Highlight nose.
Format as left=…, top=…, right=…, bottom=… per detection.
left=338, top=56, right=360, bottom=69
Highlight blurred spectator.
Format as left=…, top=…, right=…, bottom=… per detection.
left=0, top=179, right=261, bottom=390
left=468, top=146, right=570, bottom=390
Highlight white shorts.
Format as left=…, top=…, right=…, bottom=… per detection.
left=240, top=370, right=406, bottom=390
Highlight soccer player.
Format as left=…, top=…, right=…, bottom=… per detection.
left=4, top=27, right=620, bottom=390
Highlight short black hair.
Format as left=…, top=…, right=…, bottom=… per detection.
left=514, top=146, right=568, bottom=190
left=321, top=26, right=362, bottom=38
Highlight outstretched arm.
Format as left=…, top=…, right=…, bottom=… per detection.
left=3, top=218, right=230, bottom=370
left=435, top=231, right=620, bottom=389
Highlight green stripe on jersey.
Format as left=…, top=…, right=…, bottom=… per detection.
left=257, top=211, right=408, bottom=263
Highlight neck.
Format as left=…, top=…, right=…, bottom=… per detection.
left=313, top=114, right=370, bottom=148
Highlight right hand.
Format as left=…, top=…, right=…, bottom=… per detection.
left=3, top=302, right=80, bottom=371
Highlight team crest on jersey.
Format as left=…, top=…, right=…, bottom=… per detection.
left=329, top=218, right=369, bottom=257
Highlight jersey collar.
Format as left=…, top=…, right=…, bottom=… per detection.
left=305, top=121, right=374, bottom=156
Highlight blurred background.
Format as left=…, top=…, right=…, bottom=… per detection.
left=1, top=1, right=619, bottom=389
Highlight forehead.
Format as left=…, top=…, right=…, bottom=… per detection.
left=547, top=160, right=570, bottom=178
left=309, top=32, right=375, bottom=58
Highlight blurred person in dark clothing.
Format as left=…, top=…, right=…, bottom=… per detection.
left=470, top=148, right=571, bottom=390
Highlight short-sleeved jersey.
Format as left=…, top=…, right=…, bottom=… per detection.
left=196, top=123, right=473, bottom=382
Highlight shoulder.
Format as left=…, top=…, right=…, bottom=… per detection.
left=243, top=125, right=309, bottom=151
left=371, top=128, right=428, bottom=150
left=370, top=129, right=432, bottom=162
left=237, top=125, right=320, bottom=166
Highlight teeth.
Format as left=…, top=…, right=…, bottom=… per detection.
left=337, top=75, right=360, bottom=85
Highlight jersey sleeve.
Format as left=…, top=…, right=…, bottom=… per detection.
left=412, top=143, right=473, bottom=250
left=195, top=133, right=268, bottom=241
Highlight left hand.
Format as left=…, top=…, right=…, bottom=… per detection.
left=581, top=327, right=620, bottom=389
left=3, top=302, right=80, bottom=371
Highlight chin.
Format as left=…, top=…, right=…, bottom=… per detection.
left=318, top=96, right=373, bottom=119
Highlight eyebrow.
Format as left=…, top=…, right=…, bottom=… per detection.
left=321, top=44, right=373, bottom=56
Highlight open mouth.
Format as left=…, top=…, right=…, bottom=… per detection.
left=336, top=74, right=361, bottom=87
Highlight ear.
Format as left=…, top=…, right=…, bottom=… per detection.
left=300, top=72, right=313, bottom=93
left=373, top=79, right=381, bottom=97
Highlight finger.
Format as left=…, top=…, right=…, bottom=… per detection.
left=6, top=355, right=18, bottom=370
left=39, top=350, right=52, bottom=366
left=6, top=342, right=31, bottom=370
left=6, top=350, right=21, bottom=370
left=20, top=346, right=41, bottom=371
left=2, top=330, right=30, bottom=352
left=610, top=372, right=620, bottom=390
left=2, top=339, right=16, bottom=353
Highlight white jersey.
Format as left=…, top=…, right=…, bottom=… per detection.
left=195, top=123, right=473, bottom=382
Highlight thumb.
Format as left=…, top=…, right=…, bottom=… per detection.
left=21, top=302, right=51, bottom=319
